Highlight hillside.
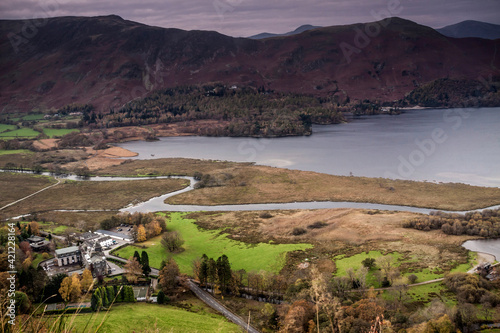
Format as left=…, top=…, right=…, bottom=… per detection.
left=248, top=24, right=321, bottom=39
left=437, top=20, right=500, bottom=39
left=1, top=15, right=500, bottom=114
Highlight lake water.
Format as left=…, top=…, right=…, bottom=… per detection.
left=119, top=107, right=500, bottom=187
left=462, top=239, right=500, bottom=261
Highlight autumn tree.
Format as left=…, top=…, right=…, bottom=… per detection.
left=280, top=300, right=314, bottom=333
left=124, top=257, right=143, bottom=284
left=81, top=269, right=94, bottom=293
left=159, top=257, right=180, bottom=294
left=136, top=224, right=147, bottom=242
left=29, top=221, right=40, bottom=235
left=70, top=273, right=82, bottom=301
left=59, top=273, right=82, bottom=302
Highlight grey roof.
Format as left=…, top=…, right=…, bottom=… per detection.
left=98, top=236, right=112, bottom=242
left=55, top=246, right=80, bottom=256
left=27, top=236, right=45, bottom=243
left=80, top=232, right=99, bottom=240
left=95, top=229, right=132, bottom=240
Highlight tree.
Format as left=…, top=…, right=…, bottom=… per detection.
left=70, top=273, right=82, bottom=302
left=408, top=274, right=418, bottom=284
left=216, top=255, right=232, bottom=294
left=29, top=221, right=40, bottom=235
left=157, top=290, right=166, bottom=304
left=133, top=250, right=141, bottom=264
left=159, top=258, right=180, bottom=294
left=141, top=251, right=151, bottom=276
left=81, top=269, right=94, bottom=293
left=161, top=231, right=184, bottom=252
left=362, top=258, right=376, bottom=269
left=136, top=224, right=147, bottom=242
left=59, top=276, right=72, bottom=302
left=124, top=257, right=143, bottom=284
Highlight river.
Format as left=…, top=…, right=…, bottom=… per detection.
left=119, top=107, right=500, bottom=187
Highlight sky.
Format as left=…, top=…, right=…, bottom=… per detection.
left=1, top=0, right=500, bottom=37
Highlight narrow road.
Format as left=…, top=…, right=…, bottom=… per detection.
left=187, top=280, right=259, bottom=333
left=0, top=178, right=61, bottom=211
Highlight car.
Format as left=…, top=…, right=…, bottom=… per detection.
left=128, top=228, right=131, bottom=231
left=118, top=228, right=122, bottom=231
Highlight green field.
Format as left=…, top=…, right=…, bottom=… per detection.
left=42, top=128, right=79, bottom=138
left=114, top=212, right=312, bottom=274
left=54, top=303, right=241, bottom=333
left=22, top=113, right=45, bottom=121
left=0, top=124, right=16, bottom=133
left=333, top=251, right=472, bottom=287
left=0, top=127, right=40, bottom=139
left=0, top=149, right=32, bottom=155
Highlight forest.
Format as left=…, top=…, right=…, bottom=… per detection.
left=81, top=84, right=352, bottom=137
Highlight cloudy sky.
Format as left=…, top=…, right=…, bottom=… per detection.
left=1, top=0, right=499, bottom=37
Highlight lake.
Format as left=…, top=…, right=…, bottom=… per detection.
left=119, top=107, right=500, bottom=187
left=462, top=239, right=500, bottom=261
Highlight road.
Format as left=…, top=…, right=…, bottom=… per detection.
left=187, top=280, right=260, bottom=333
left=0, top=178, right=61, bottom=211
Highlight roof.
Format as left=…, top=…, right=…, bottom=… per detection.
left=80, top=232, right=99, bottom=240
left=95, top=229, right=132, bottom=240
left=27, top=236, right=45, bottom=243
left=55, top=246, right=80, bottom=256
left=98, top=236, right=112, bottom=242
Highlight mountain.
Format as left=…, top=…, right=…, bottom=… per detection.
left=437, top=20, right=500, bottom=39
left=1, top=15, right=499, bottom=112
left=248, top=24, right=321, bottom=39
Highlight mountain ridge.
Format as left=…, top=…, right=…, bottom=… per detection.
left=437, top=20, right=500, bottom=39
left=1, top=15, right=499, bottom=112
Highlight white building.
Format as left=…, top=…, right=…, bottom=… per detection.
left=55, top=246, right=81, bottom=266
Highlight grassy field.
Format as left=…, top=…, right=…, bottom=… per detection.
left=35, top=211, right=119, bottom=232
left=165, top=164, right=500, bottom=211
left=333, top=250, right=471, bottom=288
left=114, top=212, right=312, bottom=274
left=0, top=149, right=32, bottom=155
left=190, top=209, right=475, bottom=281
left=42, top=128, right=79, bottom=138
left=0, top=177, right=188, bottom=218
left=95, top=158, right=500, bottom=211
left=0, top=124, right=16, bottom=133
left=0, top=172, right=56, bottom=208
left=0, top=127, right=40, bottom=139
left=51, top=303, right=241, bottom=333
left=21, top=113, right=45, bottom=121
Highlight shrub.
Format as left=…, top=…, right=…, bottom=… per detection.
left=259, top=212, right=273, bottom=219
left=292, top=227, right=307, bottom=236
left=307, top=221, right=327, bottom=229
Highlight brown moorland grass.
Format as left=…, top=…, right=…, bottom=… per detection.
left=0, top=172, right=56, bottom=207
left=189, top=209, right=474, bottom=277
left=166, top=164, right=500, bottom=211
left=97, top=157, right=253, bottom=176
left=0, top=177, right=188, bottom=218
left=35, top=210, right=119, bottom=231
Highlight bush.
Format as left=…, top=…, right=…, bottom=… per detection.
left=408, top=274, right=418, bottom=284
left=259, top=212, right=273, bottom=219
left=307, top=221, right=327, bottom=229
left=292, top=227, right=307, bottom=236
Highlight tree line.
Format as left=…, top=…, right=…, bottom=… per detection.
left=403, top=208, right=500, bottom=237
left=82, top=84, right=347, bottom=137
